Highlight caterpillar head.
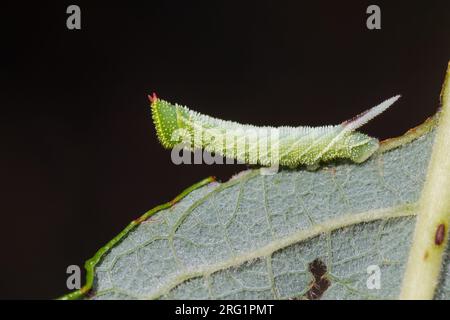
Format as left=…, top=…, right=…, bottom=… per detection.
left=150, top=94, right=193, bottom=148
left=344, top=132, right=379, bottom=163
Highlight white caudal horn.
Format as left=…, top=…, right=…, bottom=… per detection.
left=343, top=95, right=401, bottom=132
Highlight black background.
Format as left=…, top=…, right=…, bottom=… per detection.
left=1, top=1, right=449, bottom=299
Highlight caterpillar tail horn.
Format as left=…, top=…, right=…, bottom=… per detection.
left=342, top=95, right=401, bottom=132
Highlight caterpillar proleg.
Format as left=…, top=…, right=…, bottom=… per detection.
left=149, top=93, right=400, bottom=168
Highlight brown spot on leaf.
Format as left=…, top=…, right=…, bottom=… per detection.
left=423, top=251, right=429, bottom=260
left=304, top=258, right=331, bottom=300
left=435, top=224, right=446, bottom=245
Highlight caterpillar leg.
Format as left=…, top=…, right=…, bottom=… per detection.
left=306, top=163, right=320, bottom=171
left=260, top=164, right=279, bottom=176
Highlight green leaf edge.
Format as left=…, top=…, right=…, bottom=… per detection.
left=58, top=176, right=216, bottom=300
left=58, top=115, right=437, bottom=300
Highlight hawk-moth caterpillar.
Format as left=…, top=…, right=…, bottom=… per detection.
left=149, top=93, right=400, bottom=168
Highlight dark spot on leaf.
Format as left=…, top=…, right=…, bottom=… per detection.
left=435, top=224, right=446, bottom=245
left=303, top=258, right=331, bottom=300
left=423, top=251, right=429, bottom=260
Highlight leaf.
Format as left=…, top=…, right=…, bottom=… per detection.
left=60, top=65, right=450, bottom=300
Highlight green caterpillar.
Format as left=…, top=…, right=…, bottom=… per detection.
left=149, top=93, right=400, bottom=168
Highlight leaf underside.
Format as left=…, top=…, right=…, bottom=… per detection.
left=81, top=120, right=448, bottom=300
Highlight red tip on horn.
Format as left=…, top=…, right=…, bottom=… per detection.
left=148, top=92, right=158, bottom=103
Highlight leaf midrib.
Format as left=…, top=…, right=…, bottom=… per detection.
left=146, top=200, right=417, bottom=300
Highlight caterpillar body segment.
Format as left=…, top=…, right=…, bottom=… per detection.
left=149, top=94, right=400, bottom=167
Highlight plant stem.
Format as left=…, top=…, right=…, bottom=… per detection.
left=400, top=62, right=450, bottom=299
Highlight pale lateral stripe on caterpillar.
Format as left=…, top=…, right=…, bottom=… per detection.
left=149, top=93, right=400, bottom=167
